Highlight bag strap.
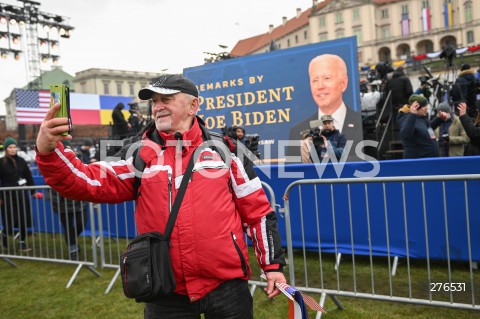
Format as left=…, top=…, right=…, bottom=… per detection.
left=163, top=144, right=203, bottom=240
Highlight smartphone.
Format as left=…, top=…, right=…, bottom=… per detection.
left=50, top=84, right=72, bottom=136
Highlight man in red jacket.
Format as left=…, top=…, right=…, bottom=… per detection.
left=35, top=74, right=286, bottom=319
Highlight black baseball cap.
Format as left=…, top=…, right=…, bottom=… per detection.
left=138, top=74, right=198, bottom=100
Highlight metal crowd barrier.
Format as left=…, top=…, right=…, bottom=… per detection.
left=7, top=175, right=479, bottom=316
left=0, top=185, right=101, bottom=287
left=283, top=174, right=480, bottom=318
left=0, top=181, right=280, bottom=296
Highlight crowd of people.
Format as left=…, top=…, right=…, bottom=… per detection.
left=360, top=62, right=480, bottom=160
left=397, top=63, right=480, bottom=160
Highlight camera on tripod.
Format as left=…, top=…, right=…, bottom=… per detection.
left=417, top=75, right=434, bottom=99
left=366, top=61, right=394, bottom=83
left=244, top=134, right=261, bottom=158
left=221, top=126, right=237, bottom=140
left=221, top=126, right=261, bottom=158
left=439, top=44, right=457, bottom=67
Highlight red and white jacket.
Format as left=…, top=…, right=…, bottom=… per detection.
left=36, top=118, right=285, bottom=301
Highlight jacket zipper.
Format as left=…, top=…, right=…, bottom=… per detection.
left=231, top=232, right=247, bottom=276
left=122, top=255, right=129, bottom=297
left=168, top=172, right=172, bottom=213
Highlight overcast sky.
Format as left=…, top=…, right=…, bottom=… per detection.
left=0, top=0, right=315, bottom=115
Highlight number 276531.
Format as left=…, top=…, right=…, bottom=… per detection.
left=430, top=283, right=466, bottom=292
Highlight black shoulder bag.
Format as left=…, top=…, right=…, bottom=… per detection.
left=120, top=145, right=200, bottom=303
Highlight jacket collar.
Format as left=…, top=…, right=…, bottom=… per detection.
left=144, top=117, right=204, bottom=151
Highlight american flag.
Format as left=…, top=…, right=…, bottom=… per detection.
left=276, top=282, right=326, bottom=319
left=15, top=89, right=50, bottom=124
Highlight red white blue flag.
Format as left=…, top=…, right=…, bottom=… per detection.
left=422, top=8, right=431, bottom=31
left=276, top=282, right=325, bottom=319
left=15, top=89, right=50, bottom=124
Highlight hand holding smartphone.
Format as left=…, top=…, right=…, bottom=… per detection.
left=50, top=84, right=72, bottom=136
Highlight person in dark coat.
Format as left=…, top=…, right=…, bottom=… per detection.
left=430, top=102, right=469, bottom=157
left=451, top=64, right=477, bottom=119
left=0, top=137, right=42, bottom=252
left=458, top=102, right=480, bottom=155
left=397, top=95, right=439, bottom=159
left=112, top=102, right=131, bottom=139
left=76, top=139, right=95, bottom=164
left=387, top=66, right=414, bottom=116
left=127, top=103, right=145, bottom=137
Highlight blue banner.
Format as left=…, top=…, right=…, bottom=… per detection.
left=184, top=37, right=361, bottom=162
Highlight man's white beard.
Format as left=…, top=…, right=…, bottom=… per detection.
left=155, top=117, right=172, bottom=132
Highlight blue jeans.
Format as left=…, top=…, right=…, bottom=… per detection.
left=144, top=279, right=253, bottom=319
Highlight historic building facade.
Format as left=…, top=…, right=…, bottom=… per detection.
left=73, top=68, right=163, bottom=98
left=231, top=0, right=480, bottom=66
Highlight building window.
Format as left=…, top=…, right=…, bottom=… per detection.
left=295, top=34, right=298, bottom=43
left=335, top=12, right=343, bottom=23
left=287, top=39, right=291, bottom=47
left=353, top=27, right=362, bottom=44
left=381, top=26, right=390, bottom=39
left=319, top=16, right=326, bottom=27
left=278, top=43, right=281, bottom=49
left=422, top=0, right=430, bottom=8
left=381, top=9, right=389, bottom=19
left=304, top=30, right=308, bottom=39
left=319, top=32, right=328, bottom=41
left=80, top=82, right=86, bottom=93
left=353, top=8, right=360, bottom=20
left=103, top=82, right=109, bottom=95
left=116, top=82, right=122, bottom=95
left=129, top=82, right=135, bottom=96
left=401, top=5, right=409, bottom=14
left=335, top=29, right=344, bottom=39
left=465, top=1, right=473, bottom=22
left=467, top=30, right=474, bottom=43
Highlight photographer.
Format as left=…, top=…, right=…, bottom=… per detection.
left=430, top=102, right=469, bottom=157
left=235, top=126, right=246, bottom=143
left=222, top=126, right=261, bottom=159
left=127, top=102, right=145, bottom=136
left=386, top=66, right=413, bottom=118
left=451, top=64, right=477, bottom=119
left=301, top=115, right=346, bottom=163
